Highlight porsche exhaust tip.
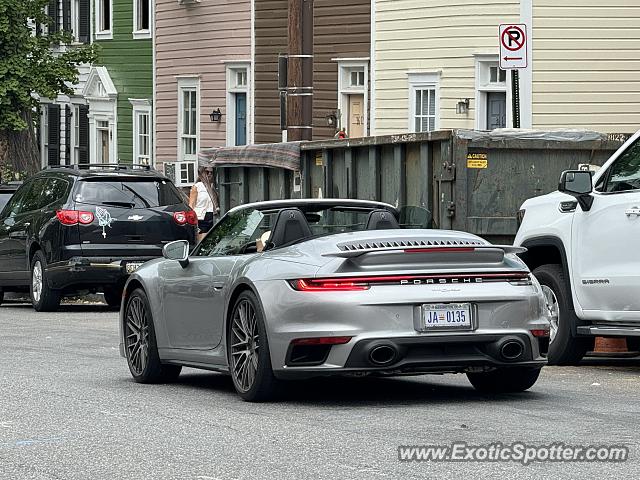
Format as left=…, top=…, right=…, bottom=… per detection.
left=368, top=344, right=399, bottom=366
left=499, top=339, right=525, bottom=361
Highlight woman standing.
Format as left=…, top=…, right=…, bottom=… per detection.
left=189, top=166, right=220, bottom=241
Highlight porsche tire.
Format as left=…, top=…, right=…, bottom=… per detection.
left=124, top=288, right=182, bottom=383
left=227, top=291, right=280, bottom=402
left=467, top=367, right=542, bottom=393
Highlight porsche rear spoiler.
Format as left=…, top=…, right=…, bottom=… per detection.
left=322, top=244, right=527, bottom=259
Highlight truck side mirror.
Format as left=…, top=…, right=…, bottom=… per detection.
left=558, top=170, right=593, bottom=211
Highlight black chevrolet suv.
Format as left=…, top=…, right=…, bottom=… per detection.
left=0, top=165, right=197, bottom=311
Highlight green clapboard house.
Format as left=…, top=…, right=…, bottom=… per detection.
left=84, top=0, right=152, bottom=165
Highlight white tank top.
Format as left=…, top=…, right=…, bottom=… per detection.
left=193, top=182, right=214, bottom=220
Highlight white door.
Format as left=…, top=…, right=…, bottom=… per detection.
left=571, top=138, right=640, bottom=316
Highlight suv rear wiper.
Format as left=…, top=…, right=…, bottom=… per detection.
left=100, top=201, right=136, bottom=208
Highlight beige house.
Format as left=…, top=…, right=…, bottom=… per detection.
left=373, top=0, right=640, bottom=135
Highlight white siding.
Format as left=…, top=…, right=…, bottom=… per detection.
left=374, top=0, right=518, bottom=135
left=533, top=0, right=640, bottom=132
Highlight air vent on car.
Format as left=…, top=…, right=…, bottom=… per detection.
left=337, top=238, right=485, bottom=252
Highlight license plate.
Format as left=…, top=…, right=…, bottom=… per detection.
left=125, top=262, right=143, bottom=274
left=420, top=303, right=473, bottom=331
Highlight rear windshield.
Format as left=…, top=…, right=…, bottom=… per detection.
left=74, top=178, right=184, bottom=208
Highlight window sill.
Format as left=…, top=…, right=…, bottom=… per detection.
left=132, top=30, right=152, bottom=40
left=94, top=31, right=113, bottom=41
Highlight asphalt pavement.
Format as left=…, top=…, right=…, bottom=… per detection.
left=1, top=302, right=639, bottom=479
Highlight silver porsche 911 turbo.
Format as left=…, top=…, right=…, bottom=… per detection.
left=119, top=199, right=550, bottom=401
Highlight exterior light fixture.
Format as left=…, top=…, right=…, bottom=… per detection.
left=209, top=108, right=222, bottom=122
left=325, top=111, right=337, bottom=128
left=456, top=99, right=470, bottom=115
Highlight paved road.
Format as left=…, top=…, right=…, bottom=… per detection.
left=0, top=303, right=639, bottom=479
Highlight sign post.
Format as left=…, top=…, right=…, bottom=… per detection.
left=499, top=24, right=527, bottom=128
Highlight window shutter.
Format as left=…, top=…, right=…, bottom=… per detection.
left=65, top=105, right=72, bottom=163
left=78, top=105, right=89, bottom=164
left=48, top=104, right=61, bottom=166
left=62, top=0, right=71, bottom=32
left=78, top=0, right=90, bottom=43
left=48, top=0, right=59, bottom=34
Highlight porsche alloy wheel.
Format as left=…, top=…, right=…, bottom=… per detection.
left=228, top=291, right=279, bottom=402
left=124, top=289, right=181, bottom=383
left=230, top=298, right=260, bottom=392
left=125, top=295, right=150, bottom=377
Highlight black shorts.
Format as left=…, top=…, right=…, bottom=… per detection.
left=198, top=212, right=215, bottom=234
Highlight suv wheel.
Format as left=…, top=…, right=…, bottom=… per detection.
left=30, top=251, right=61, bottom=312
left=533, top=264, right=591, bottom=365
left=103, top=287, right=123, bottom=308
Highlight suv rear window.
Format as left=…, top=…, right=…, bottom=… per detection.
left=74, top=178, right=184, bottom=208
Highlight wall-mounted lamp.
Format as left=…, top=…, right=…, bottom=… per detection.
left=325, top=111, right=338, bottom=128
left=209, top=108, right=222, bottom=122
left=456, top=98, right=470, bottom=115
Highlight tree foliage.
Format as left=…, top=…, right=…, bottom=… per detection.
left=0, top=0, right=98, bottom=132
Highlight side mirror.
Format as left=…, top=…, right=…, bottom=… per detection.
left=163, top=239, right=190, bottom=268
left=558, top=170, right=593, bottom=211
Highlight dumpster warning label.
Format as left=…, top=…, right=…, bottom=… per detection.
left=467, top=152, right=488, bottom=169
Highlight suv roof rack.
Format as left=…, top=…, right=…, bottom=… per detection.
left=45, top=163, right=152, bottom=171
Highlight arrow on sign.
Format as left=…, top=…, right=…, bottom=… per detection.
left=504, top=56, right=523, bottom=61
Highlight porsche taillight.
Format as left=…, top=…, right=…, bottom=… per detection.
left=56, top=209, right=94, bottom=225
left=288, top=278, right=370, bottom=291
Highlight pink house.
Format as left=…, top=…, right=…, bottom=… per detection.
left=155, top=0, right=251, bottom=186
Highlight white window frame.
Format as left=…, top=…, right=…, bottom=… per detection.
left=407, top=72, right=440, bottom=133
left=133, top=0, right=152, bottom=40
left=130, top=99, right=152, bottom=165
left=41, top=105, right=50, bottom=169
left=225, top=62, right=251, bottom=147
left=95, top=0, right=113, bottom=40
left=70, top=0, right=80, bottom=42
left=334, top=58, right=369, bottom=136
left=164, top=162, right=197, bottom=187
left=176, top=77, right=200, bottom=184
left=474, top=54, right=511, bottom=130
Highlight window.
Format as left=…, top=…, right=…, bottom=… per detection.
left=414, top=89, right=436, bottom=132
left=73, top=105, right=80, bottom=161
left=195, top=209, right=278, bottom=257
left=41, top=106, right=49, bottom=167
left=408, top=72, right=439, bottom=133
left=350, top=70, right=365, bottom=87
left=178, top=77, right=199, bottom=161
left=602, top=139, right=640, bottom=193
left=74, top=179, right=184, bottom=208
left=96, top=0, right=112, bottom=38
left=226, top=65, right=250, bottom=146
left=181, top=90, right=197, bottom=157
left=163, top=162, right=196, bottom=187
left=131, top=101, right=152, bottom=165
left=133, top=0, right=151, bottom=39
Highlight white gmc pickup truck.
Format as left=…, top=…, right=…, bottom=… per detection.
left=515, top=130, right=640, bottom=365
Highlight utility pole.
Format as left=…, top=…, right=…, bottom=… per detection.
left=286, top=0, right=313, bottom=141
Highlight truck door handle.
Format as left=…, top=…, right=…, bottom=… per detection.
left=625, top=207, right=640, bottom=217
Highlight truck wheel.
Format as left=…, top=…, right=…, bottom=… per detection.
left=533, top=264, right=591, bottom=365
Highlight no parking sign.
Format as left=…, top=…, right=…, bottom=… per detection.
left=499, top=24, right=527, bottom=69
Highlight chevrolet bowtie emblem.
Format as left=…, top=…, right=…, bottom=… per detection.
left=128, top=215, right=144, bottom=221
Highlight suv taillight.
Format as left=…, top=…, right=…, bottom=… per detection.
left=56, top=210, right=94, bottom=226
left=173, top=210, right=198, bottom=226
